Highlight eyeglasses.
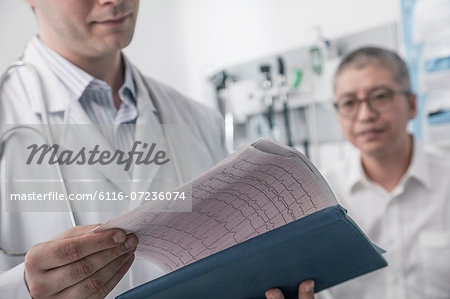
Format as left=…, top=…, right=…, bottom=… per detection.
left=334, top=88, right=410, bottom=118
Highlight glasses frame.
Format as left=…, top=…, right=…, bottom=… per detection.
left=334, top=89, right=411, bottom=119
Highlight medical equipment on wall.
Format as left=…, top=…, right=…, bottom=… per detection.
left=259, top=64, right=275, bottom=136
left=0, top=61, right=184, bottom=256
left=277, top=57, right=293, bottom=147
left=210, top=71, right=237, bottom=152
left=209, top=23, right=397, bottom=162
left=309, top=27, right=339, bottom=77
left=210, top=71, right=231, bottom=118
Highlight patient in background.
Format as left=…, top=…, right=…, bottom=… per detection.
left=266, top=47, right=450, bottom=299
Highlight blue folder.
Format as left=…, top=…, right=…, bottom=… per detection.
left=117, top=205, right=387, bottom=299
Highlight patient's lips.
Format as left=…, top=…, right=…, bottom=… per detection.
left=356, top=126, right=386, bottom=141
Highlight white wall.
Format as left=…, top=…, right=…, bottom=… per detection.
left=0, top=0, right=37, bottom=70
left=0, top=0, right=400, bottom=105
left=124, top=0, right=190, bottom=94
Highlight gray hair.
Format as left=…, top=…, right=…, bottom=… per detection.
left=334, top=47, right=411, bottom=91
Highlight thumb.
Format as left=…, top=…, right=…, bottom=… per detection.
left=299, top=280, right=315, bottom=299
left=265, top=288, right=284, bottom=299
left=52, top=224, right=101, bottom=240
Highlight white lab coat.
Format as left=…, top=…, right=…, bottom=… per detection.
left=0, top=45, right=228, bottom=298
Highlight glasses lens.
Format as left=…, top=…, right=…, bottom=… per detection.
left=368, top=89, right=394, bottom=112
left=336, top=97, right=358, bottom=116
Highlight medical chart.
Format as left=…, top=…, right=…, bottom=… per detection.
left=99, top=138, right=337, bottom=272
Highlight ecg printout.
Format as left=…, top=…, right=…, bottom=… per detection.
left=99, top=138, right=337, bottom=272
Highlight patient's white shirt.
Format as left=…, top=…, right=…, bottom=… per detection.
left=319, top=140, right=450, bottom=299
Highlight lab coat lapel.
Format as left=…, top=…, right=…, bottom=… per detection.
left=129, top=89, right=178, bottom=199
left=61, top=97, right=132, bottom=193
left=140, top=76, right=208, bottom=184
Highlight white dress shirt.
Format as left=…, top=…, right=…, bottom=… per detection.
left=319, top=139, right=450, bottom=299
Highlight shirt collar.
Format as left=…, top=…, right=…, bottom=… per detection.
left=29, top=36, right=137, bottom=104
left=344, top=137, right=433, bottom=194
left=344, top=148, right=369, bottom=194
left=117, top=56, right=137, bottom=107
left=403, top=138, right=433, bottom=190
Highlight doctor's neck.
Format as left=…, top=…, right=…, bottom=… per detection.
left=77, top=51, right=125, bottom=110
left=39, top=36, right=125, bottom=109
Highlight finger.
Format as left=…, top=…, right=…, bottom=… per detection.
left=53, top=224, right=101, bottom=240
left=298, top=280, right=315, bottom=299
left=43, top=235, right=138, bottom=293
left=57, top=251, right=135, bottom=298
left=26, top=229, right=127, bottom=270
left=87, top=254, right=135, bottom=299
left=265, top=288, right=284, bottom=299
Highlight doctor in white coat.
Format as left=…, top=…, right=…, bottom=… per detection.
left=0, top=0, right=228, bottom=298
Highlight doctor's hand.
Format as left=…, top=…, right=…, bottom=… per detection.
left=23, top=224, right=138, bottom=299
left=265, top=280, right=315, bottom=299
